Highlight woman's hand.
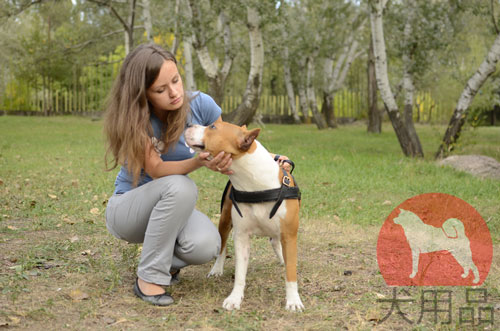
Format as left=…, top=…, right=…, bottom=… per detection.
left=198, top=151, right=233, bottom=175
left=273, top=154, right=293, bottom=172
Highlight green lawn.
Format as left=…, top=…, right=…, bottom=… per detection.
left=0, top=116, right=499, bottom=329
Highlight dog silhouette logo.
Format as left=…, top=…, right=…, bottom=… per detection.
left=377, top=193, right=492, bottom=286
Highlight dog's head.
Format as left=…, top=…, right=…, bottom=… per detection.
left=393, top=209, right=419, bottom=226
left=185, top=121, right=260, bottom=158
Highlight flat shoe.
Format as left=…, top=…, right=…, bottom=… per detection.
left=133, top=278, right=174, bottom=306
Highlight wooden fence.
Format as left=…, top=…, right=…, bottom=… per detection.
left=0, top=84, right=451, bottom=123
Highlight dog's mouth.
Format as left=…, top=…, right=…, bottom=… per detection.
left=193, top=144, right=205, bottom=150
left=188, top=143, right=205, bottom=152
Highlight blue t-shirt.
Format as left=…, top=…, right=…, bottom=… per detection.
left=113, top=92, right=221, bottom=194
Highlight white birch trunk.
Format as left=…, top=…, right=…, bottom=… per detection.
left=402, top=4, right=423, bottom=157
left=436, top=30, right=500, bottom=158
left=282, top=28, right=300, bottom=124
left=183, top=35, right=197, bottom=91
left=370, top=0, right=417, bottom=157
left=224, top=6, right=264, bottom=125
left=142, top=0, right=153, bottom=41
left=306, top=55, right=327, bottom=129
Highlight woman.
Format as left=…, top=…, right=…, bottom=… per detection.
left=103, top=43, right=231, bottom=306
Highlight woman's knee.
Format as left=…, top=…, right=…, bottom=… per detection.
left=175, top=222, right=221, bottom=265
left=158, top=175, right=198, bottom=205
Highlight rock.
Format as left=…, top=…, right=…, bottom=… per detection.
left=438, top=155, right=500, bottom=180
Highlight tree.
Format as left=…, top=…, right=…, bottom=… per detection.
left=223, top=4, right=264, bottom=125
left=369, top=0, right=422, bottom=157
left=436, top=30, right=500, bottom=158
left=187, top=0, right=234, bottom=106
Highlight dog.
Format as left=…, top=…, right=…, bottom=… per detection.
left=393, top=209, right=479, bottom=283
left=185, top=121, right=304, bottom=312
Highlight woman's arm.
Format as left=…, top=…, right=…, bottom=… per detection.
left=144, top=116, right=232, bottom=178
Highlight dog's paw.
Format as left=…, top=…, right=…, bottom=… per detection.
left=222, top=295, right=242, bottom=311
left=285, top=298, right=304, bottom=312
left=207, top=266, right=224, bottom=278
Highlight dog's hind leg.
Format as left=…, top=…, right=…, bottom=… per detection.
left=270, top=237, right=284, bottom=265
left=208, top=186, right=233, bottom=278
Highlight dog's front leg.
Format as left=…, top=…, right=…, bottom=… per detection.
left=280, top=209, right=304, bottom=312
left=222, top=231, right=250, bottom=311
left=410, top=247, right=419, bottom=279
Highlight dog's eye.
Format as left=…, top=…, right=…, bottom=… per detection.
left=209, top=124, right=216, bottom=129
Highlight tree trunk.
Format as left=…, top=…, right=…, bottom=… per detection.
left=367, top=35, right=381, bottom=133
left=142, top=0, right=153, bottom=41
left=188, top=0, right=233, bottom=106
left=306, top=56, right=327, bottom=129
left=282, top=40, right=301, bottom=124
left=369, top=0, right=419, bottom=157
left=170, top=0, right=181, bottom=55
left=322, top=58, right=337, bottom=128
left=402, top=6, right=423, bottom=157
left=183, top=35, right=197, bottom=91
left=436, top=30, right=500, bottom=158
left=223, top=6, right=263, bottom=125
left=322, top=25, right=363, bottom=128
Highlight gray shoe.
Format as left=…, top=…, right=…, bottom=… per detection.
left=133, top=278, right=174, bottom=306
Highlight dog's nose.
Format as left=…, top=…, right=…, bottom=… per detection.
left=186, top=123, right=193, bottom=128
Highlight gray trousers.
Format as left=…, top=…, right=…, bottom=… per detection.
left=105, top=175, right=221, bottom=286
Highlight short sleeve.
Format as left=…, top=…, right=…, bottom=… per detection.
left=189, top=92, right=222, bottom=126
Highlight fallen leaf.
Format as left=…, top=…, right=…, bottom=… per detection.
left=90, top=208, right=100, bottom=215
left=71, top=179, right=79, bottom=187
left=375, top=292, right=386, bottom=299
left=48, top=194, right=57, bottom=200
left=0, top=178, right=4, bottom=185
left=63, top=217, right=75, bottom=225
left=68, top=289, right=89, bottom=301
left=333, top=215, right=341, bottom=222
left=382, top=200, right=392, bottom=206
left=69, top=236, right=79, bottom=243
left=81, top=250, right=92, bottom=256
left=7, top=225, right=18, bottom=231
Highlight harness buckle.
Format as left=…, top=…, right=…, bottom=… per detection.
left=282, top=176, right=291, bottom=187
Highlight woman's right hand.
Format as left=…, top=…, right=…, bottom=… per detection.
left=198, top=151, right=233, bottom=175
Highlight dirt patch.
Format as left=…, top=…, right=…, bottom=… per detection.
left=1, top=218, right=499, bottom=330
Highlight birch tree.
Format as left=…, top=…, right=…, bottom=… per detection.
left=224, top=5, right=264, bottom=125
left=367, top=34, right=382, bottom=133
left=369, top=0, right=421, bottom=156
left=321, top=19, right=365, bottom=128
left=436, top=31, right=500, bottom=158
left=187, top=0, right=234, bottom=106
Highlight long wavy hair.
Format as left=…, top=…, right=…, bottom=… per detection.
left=103, top=43, right=190, bottom=186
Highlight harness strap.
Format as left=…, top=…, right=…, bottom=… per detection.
left=222, top=168, right=301, bottom=219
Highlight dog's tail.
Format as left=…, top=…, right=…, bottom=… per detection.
left=441, top=218, right=466, bottom=239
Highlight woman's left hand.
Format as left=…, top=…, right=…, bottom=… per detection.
left=274, top=154, right=293, bottom=172
left=198, top=151, right=233, bottom=175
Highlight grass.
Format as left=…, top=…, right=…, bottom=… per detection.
left=0, top=115, right=499, bottom=329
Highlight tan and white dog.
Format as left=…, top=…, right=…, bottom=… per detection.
left=185, top=121, right=304, bottom=312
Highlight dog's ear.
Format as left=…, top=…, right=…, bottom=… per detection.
left=239, top=128, right=260, bottom=151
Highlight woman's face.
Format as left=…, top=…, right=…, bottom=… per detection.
left=146, top=60, right=184, bottom=112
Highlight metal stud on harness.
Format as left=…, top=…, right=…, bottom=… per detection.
left=220, top=159, right=301, bottom=219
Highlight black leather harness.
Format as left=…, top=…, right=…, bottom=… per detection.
left=220, top=160, right=301, bottom=219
